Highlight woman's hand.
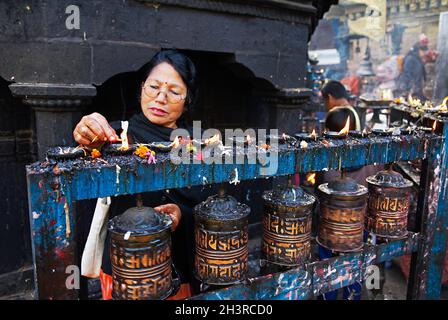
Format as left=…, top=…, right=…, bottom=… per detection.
left=73, top=113, right=119, bottom=149
left=154, top=203, right=181, bottom=232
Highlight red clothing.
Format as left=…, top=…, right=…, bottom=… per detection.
left=341, top=75, right=360, bottom=96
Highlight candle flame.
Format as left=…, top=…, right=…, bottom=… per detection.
left=437, top=96, right=448, bottom=111
left=338, top=116, right=350, bottom=135
left=171, top=136, right=181, bottom=148
left=118, top=121, right=129, bottom=151
left=394, top=97, right=404, bottom=104
left=433, top=121, right=437, bottom=131
left=205, top=133, right=220, bottom=145
left=408, top=94, right=422, bottom=108
left=306, top=173, right=316, bottom=185
left=310, top=129, right=317, bottom=140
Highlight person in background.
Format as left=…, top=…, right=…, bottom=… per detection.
left=397, top=38, right=429, bottom=100
left=317, top=81, right=383, bottom=300
left=321, top=80, right=361, bottom=130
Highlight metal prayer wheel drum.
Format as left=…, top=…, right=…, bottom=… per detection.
left=317, top=176, right=368, bottom=252
left=366, top=169, right=413, bottom=239
left=194, top=187, right=250, bottom=285
left=262, top=182, right=316, bottom=266
left=108, top=206, right=174, bottom=300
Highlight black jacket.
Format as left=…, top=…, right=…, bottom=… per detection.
left=397, top=49, right=426, bottom=100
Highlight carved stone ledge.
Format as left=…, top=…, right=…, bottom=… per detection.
left=255, top=88, right=312, bottom=107
left=22, top=98, right=90, bottom=111
left=135, top=0, right=317, bottom=24
left=9, top=83, right=96, bottom=111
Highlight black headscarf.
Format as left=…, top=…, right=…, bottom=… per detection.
left=110, top=112, right=189, bottom=144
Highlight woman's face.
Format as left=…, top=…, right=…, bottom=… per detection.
left=141, top=62, right=187, bottom=129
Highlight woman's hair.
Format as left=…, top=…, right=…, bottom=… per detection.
left=139, top=49, right=197, bottom=111
left=321, top=80, right=349, bottom=100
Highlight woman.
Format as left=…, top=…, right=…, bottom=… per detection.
left=73, top=50, right=211, bottom=299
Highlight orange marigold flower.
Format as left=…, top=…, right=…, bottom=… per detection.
left=134, top=145, right=150, bottom=158
left=91, top=149, right=101, bottom=158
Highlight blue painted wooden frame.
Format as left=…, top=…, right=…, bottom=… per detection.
left=26, top=131, right=447, bottom=300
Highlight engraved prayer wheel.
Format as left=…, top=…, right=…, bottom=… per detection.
left=108, top=205, right=174, bottom=300
left=262, top=177, right=316, bottom=266
left=366, top=168, right=413, bottom=239
left=317, top=176, right=368, bottom=252
left=194, top=186, right=250, bottom=285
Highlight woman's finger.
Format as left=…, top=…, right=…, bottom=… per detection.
left=84, top=117, right=107, bottom=141
left=154, top=204, right=172, bottom=212
left=74, top=132, right=91, bottom=146
left=154, top=204, right=181, bottom=231
left=91, top=116, right=118, bottom=142
left=77, top=123, right=98, bottom=142
left=169, top=213, right=179, bottom=231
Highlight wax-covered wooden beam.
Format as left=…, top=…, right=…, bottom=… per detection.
left=26, top=134, right=441, bottom=202
left=27, top=172, right=78, bottom=300
left=24, top=134, right=440, bottom=299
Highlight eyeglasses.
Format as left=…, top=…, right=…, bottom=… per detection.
left=142, top=82, right=186, bottom=104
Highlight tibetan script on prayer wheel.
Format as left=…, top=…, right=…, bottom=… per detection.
left=108, top=205, right=175, bottom=300
left=317, top=176, right=368, bottom=252
left=261, top=179, right=315, bottom=266
left=366, top=168, right=413, bottom=239
left=194, top=187, right=250, bottom=285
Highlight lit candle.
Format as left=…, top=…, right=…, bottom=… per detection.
left=310, top=129, right=317, bottom=141
left=118, top=121, right=129, bottom=151
left=338, top=116, right=350, bottom=136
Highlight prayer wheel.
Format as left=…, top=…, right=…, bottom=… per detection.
left=366, top=168, right=413, bottom=239
left=262, top=178, right=316, bottom=266
left=108, top=205, right=176, bottom=300
left=317, top=176, right=368, bottom=252
left=194, top=186, right=250, bottom=285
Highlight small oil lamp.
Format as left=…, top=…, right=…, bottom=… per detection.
left=104, top=121, right=136, bottom=155
left=281, top=133, right=298, bottom=145
left=261, top=176, right=316, bottom=267
left=348, top=129, right=369, bottom=138
left=46, top=146, right=85, bottom=160
left=104, top=143, right=136, bottom=155
left=295, top=129, right=319, bottom=142
left=194, top=185, right=250, bottom=286
left=416, top=126, right=433, bottom=133
left=204, top=133, right=221, bottom=146
left=264, top=134, right=286, bottom=145
left=372, top=128, right=393, bottom=136
left=400, top=127, right=414, bottom=135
